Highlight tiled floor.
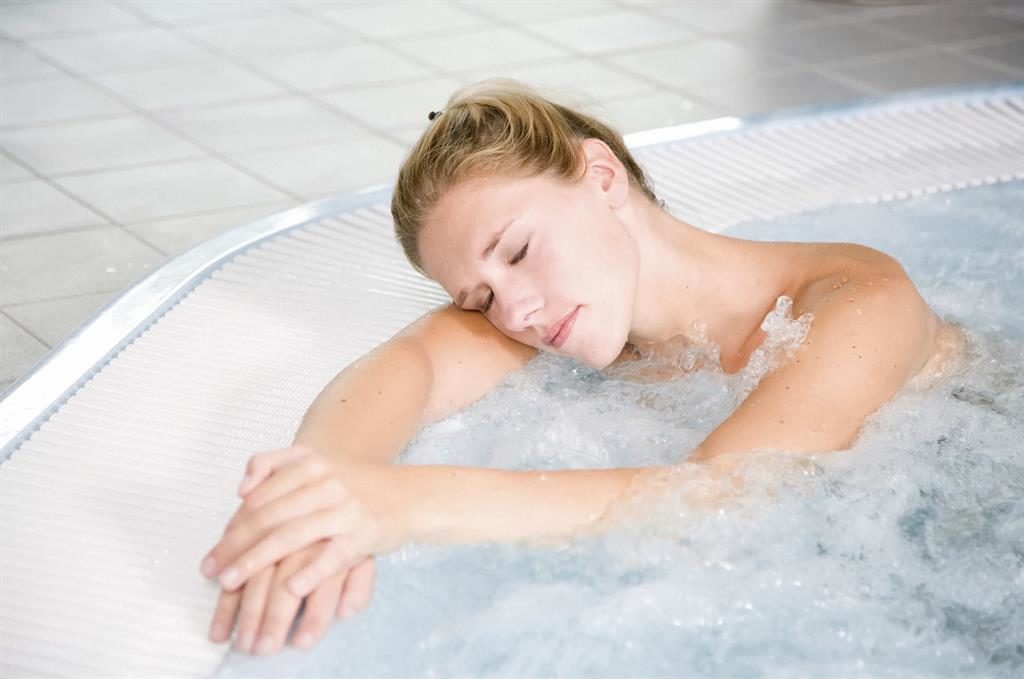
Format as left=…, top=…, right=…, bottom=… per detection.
left=1, top=0, right=1022, bottom=395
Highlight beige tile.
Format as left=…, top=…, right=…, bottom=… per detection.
left=5, top=291, right=118, bottom=347
left=596, top=90, right=723, bottom=135
left=527, top=8, right=695, bottom=55
left=183, top=11, right=359, bottom=59
left=607, top=38, right=798, bottom=90
left=317, top=1, right=491, bottom=39
left=252, top=42, right=431, bottom=91
left=317, top=76, right=466, bottom=130
left=126, top=201, right=297, bottom=257
left=0, top=153, right=35, bottom=184
left=55, top=158, right=290, bottom=223
left=692, top=70, right=868, bottom=118
left=95, top=61, right=285, bottom=110
left=29, top=27, right=214, bottom=75
left=0, top=1, right=144, bottom=40
left=0, top=40, right=62, bottom=82
left=460, top=0, right=619, bottom=24
left=831, top=49, right=1017, bottom=93
left=232, top=137, right=407, bottom=200
left=156, top=96, right=364, bottom=155
left=0, top=313, right=49, bottom=385
left=127, top=0, right=283, bottom=26
left=0, top=77, right=128, bottom=126
left=394, top=26, right=570, bottom=73
left=458, top=57, right=659, bottom=103
left=0, top=115, right=205, bottom=175
left=0, top=227, right=165, bottom=305
left=1, top=180, right=108, bottom=239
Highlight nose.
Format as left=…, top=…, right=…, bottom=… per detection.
left=498, top=288, right=541, bottom=333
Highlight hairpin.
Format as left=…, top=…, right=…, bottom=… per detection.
left=428, top=110, right=443, bottom=121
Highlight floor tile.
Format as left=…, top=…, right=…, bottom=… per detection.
left=692, top=69, right=869, bottom=118
left=607, top=38, right=799, bottom=91
left=125, top=0, right=283, bottom=26
left=0, top=226, right=165, bottom=306
left=0, top=115, right=205, bottom=175
left=126, top=201, right=296, bottom=257
left=638, top=0, right=841, bottom=35
left=0, top=153, right=35, bottom=184
left=94, top=60, right=285, bottom=110
left=314, top=0, right=491, bottom=39
left=527, top=8, right=695, bottom=55
left=0, top=77, right=129, bottom=126
left=251, top=42, right=431, bottom=91
left=462, top=0, right=621, bottom=24
left=1, top=39, right=62, bottom=82
left=232, top=136, right=408, bottom=199
left=394, top=26, right=571, bottom=73
left=1, top=180, right=108, bottom=239
left=831, top=48, right=1018, bottom=94
left=0, top=0, right=144, bottom=40
left=599, top=89, right=725, bottom=134
left=863, top=2, right=1024, bottom=44
left=54, top=158, right=290, bottom=223
left=29, top=27, right=214, bottom=75
left=458, top=57, right=656, bottom=103
left=743, top=19, right=924, bottom=66
left=4, top=291, right=118, bottom=347
left=965, top=36, right=1024, bottom=73
left=183, top=11, right=358, bottom=60
left=0, top=313, right=48, bottom=385
left=156, top=96, right=364, bottom=155
left=317, top=76, right=466, bottom=130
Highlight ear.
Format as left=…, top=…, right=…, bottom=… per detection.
left=579, top=138, right=630, bottom=209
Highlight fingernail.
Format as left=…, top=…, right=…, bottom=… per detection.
left=255, top=635, right=275, bottom=655
left=295, top=632, right=315, bottom=649
left=236, top=631, right=254, bottom=652
left=200, top=556, right=216, bottom=578
left=219, top=566, right=239, bottom=588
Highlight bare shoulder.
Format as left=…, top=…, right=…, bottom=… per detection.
left=395, top=304, right=539, bottom=425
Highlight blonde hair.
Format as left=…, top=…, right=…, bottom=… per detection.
left=390, top=78, right=666, bottom=278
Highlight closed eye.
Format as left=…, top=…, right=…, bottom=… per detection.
left=481, top=241, right=529, bottom=313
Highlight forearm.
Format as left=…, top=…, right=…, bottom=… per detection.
left=388, top=464, right=672, bottom=546
left=292, top=338, right=432, bottom=465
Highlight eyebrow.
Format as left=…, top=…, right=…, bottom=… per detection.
left=455, top=217, right=516, bottom=309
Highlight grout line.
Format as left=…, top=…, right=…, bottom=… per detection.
left=0, top=308, right=53, bottom=350
left=0, top=147, right=211, bottom=182
left=0, top=222, right=119, bottom=245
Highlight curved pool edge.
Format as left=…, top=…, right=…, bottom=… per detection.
left=1, top=80, right=1022, bottom=462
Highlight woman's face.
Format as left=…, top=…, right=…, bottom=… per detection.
left=418, top=143, right=640, bottom=369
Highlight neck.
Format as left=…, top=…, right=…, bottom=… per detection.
left=624, top=199, right=794, bottom=359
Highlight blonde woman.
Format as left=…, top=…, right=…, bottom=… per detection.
left=199, top=79, right=964, bottom=655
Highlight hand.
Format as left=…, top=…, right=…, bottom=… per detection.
left=207, top=540, right=378, bottom=655
left=200, top=446, right=405, bottom=600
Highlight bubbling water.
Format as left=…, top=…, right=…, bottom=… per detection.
left=213, top=181, right=1024, bottom=678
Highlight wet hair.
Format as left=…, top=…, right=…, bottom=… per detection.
left=390, top=78, right=666, bottom=279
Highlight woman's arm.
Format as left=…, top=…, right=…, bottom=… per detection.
left=204, top=273, right=936, bottom=591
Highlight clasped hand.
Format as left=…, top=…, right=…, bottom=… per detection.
left=200, top=446, right=405, bottom=616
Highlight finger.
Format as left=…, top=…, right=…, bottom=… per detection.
left=238, top=445, right=314, bottom=496
left=292, top=569, right=347, bottom=650
left=253, top=549, right=316, bottom=655
left=219, top=502, right=360, bottom=592
left=203, top=480, right=338, bottom=582
left=337, top=556, right=377, bottom=620
left=208, top=586, right=242, bottom=643
left=286, top=537, right=361, bottom=599
left=242, top=453, right=330, bottom=514
left=233, top=567, right=275, bottom=653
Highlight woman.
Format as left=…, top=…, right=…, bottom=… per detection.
left=199, top=79, right=964, bottom=655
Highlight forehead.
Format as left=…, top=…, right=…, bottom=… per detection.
left=418, top=173, right=558, bottom=277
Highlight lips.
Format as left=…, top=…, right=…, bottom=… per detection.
left=543, top=306, right=579, bottom=346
